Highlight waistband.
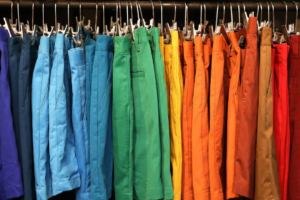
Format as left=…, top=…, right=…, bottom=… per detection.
left=132, top=27, right=149, bottom=45
left=204, top=45, right=211, bottom=62
left=273, top=43, right=289, bottom=60
left=248, top=17, right=258, bottom=34
left=22, top=33, right=32, bottom=49
left=229, top=31, right=239, bottom=47
left=194, top=36, right=204, bottom=54
left=38, top=36, right=50, bottom=52
left=9, top=36, right=22, bottom=54
left=165, top=44, right=172, bottom=62
left=114, top=36, right=130, bottom=53
left=68, top=47, right=85, bottom=66
left=213, top=35, right=224, bottom=52
left=171, top=30, right=179, bottom=47
left=85, top=45, right=96, bottom=63
left=261, top=27, right=272, bottom=46
left=85, top=38, right=96, bottom=46
left=54, top=34, right=65, bottom=49
left=95, top=35, right=114, bottom=52
left=148, top=27, right=160, bottom=44
left=290, top=35, right=300, bottom=59
left=183, top=41, right=194, bottom=57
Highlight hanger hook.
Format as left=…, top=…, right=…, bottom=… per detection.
left=17, top=0, right=20, bottom=32
left=223, top=2, right=225, bottom=24
left=55, top=1, right=57, bottom=32
left=103, top=1, right=105, bottom=34
left=130, top=1, right=133, bottom=22
left=271, top=2, right=275, bottom=32
left=215, top=3, right=219, bottom=30
left=32, top=2, right=34, bottom=30
left=293, top=1, right=298, bottom=31
left=184, top=2, right=188, bottom=32
left=200, top=4, right=202, bottom=24
left=119, top=1, right=122, bottom=27
left=95, top=1, right=98, bottom=32
left=230, top=2, right=233, bottom=27
left=174, top=1, right=176, bottom=23
left=10, top=0, right=13, bottom=24
left=126, top=1, right=129, bottom=25
left=79, top=0, right=82, bottom=22
left=267, top=2, right=270, bottom=27
left=203, top=3, right=206, bottom=25
left=283, top=1, right=288, bottom=27
left=116, top=1, right=118, bottom=26
left=237, top=3, right=240, bottom=26
left=151, top=0, right=154, bottom=26
left=135, top=1, right=140, bottom=21
left=257, top=2, right=259, bottom=18
left=259, top=3, right=263, bottom=25
left=137, top=1, right=145, bottom=26
left=160, top=1, right=163, bottom=32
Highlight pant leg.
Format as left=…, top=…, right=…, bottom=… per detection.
left=49, top=34, right=80, bottom=195
left=112, top=36, right=133, bottom=200
left=148, top=28, right=174, bottom=199
left=181, top=41, right=194, bottom=200
left=131, top=27, right=164, bottom=200
left=233, top=17, right=259, bottom=199
left=85, top=38, right=96, bottom=135
left=209, top=35, right=225, bottom=200
left=32, top=36, right=53, bottom=200
left=226, top=32, right=241, bottom=199
left=192, top=36, right=210, bottom=200
left=169, top=31, right=184, bottom=200
left=254, top=27, right=280, bottom=200
left=18, top=33, right=36, bottom=200
left=90, top=35, right=113, bottom=200
left=0, top=27, right=24, bottom=200
left=8, top=37, right=22, bottom=160
left=69, top=47, right=91, bottom=200
left=288, top=35, right=300, bottom=200
left=273, top=43, right=290, bottom=200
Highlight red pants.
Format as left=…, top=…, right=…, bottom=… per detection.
left=288, top=35, right=300, bottom=200
left=272, top=43, right=290, bottom=200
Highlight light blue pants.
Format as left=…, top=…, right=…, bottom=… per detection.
left=68, top=47, right=91, bottom=200
left=90, top=35, right=113, bottom=200
left=49, top=34, right=80, bottom=195
left=85, top=38, right=96, bottom=135
left=32, top=36, right=53, bottom=200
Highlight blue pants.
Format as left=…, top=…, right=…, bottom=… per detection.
left=49, top=34, right=80, bottom=195
left=18, top=33, right=39, bottom=200
left=32, top=36, right=54, bottom=200
left=0, top=27, right=24, bottom=199
left=85, top=38, right=96, bottom=135
left=68, top=47, right=91, bottom=200
left=90, top=35, right=113, bottom=200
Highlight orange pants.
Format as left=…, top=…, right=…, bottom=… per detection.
left=182, top=41, right=195, bottom=200
left=192, top=36, right=211, bottom=200
left=209, top=35, right=228, bottom=200
left=226, top=31, right=241, bottom=199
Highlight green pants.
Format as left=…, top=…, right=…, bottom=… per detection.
left=112, top=36, right=134, bottom=200
left=148, top=27, right=174, bottom=199
left=131, top=27, right=164, bottom=199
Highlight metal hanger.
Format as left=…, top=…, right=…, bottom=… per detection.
left=117, top=1, right=129, bottom=36
left=281, top=1, right=290, bottom=44
left=242, top=3, right=248, bottom=31
left=290, top=1, right=298, bottom=34
left=158, top=1, right=163, bottom=35
left=138, top=1, right=146, bottom=27
left=270, top=2, right=278, bottom=42
left=164, top=1, right=177, bottom=44
left=235, top=3, right=241, bottom=30
left=104, top=2, right=116, bottom=36
left=209, top=2, right=220, bottom=45
left=220, top=3, right=230, bottom=44
left=94, top=2, right=99, bottom=39
left=148, top=0, right=155, bottom=29
left=55, top=2, right=68, bottom=34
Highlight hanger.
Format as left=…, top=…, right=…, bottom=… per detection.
left=103, top=2, right=116, bottom=36
left=235, top=3, right=241, bottom=30
left=196, top=3, right=208, bottom=38
left=290, top=1, right=298, bottom=34
left=148, top=0, right=155, bottom=29
left=281, top=1, right=290, bottom=44
left=270, top=2, right=278, bottom=42
left=164, top=1, right=177, bottom=44
left=117, top=2, right=128, bottom=36
left=219, top=3, right=230, bottom=45
left=94, top=2, right=99, bottom=39
left=138, top=1, right=146, bottom=27
left=209, top=2, right=221, bottom=46
left=158, top=1, right=163, bottom=36
left=242, top=3, right=248, bottom=31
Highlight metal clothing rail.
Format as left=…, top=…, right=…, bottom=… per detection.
left=0, top=0, right=297, bottom=10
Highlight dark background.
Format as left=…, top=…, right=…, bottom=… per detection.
left=0, top=0, right=297, bottom=199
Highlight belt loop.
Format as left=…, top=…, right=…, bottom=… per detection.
left=293, top=36, right=299, bottom=59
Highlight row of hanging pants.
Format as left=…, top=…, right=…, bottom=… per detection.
left=169, top=16, right=295, bottom=200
